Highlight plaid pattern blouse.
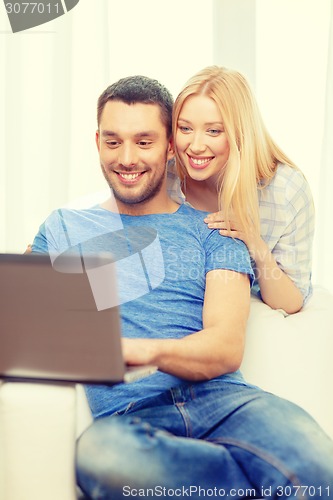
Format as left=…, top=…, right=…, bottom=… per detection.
left=167, top=160, right=315, bottom=303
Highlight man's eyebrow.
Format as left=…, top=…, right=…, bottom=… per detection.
left=134, top=131, right=158, bottom=139
left=100, top=130, right=158, bottom=138
left=101, top=130, right=117, bottom=137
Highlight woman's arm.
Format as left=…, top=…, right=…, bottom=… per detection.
left=204, top=169, right=314, bottom=314
left=247, top=236, right=304, bottom=314
left=204, top=212, right=309, bottom=314
left=122, top=269, right=250, bottom=381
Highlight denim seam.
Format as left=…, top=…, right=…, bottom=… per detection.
left=208, top=437, right=304, bottom=495
left=176, top=402, right=193, bottom=438
left=169, top=387, right=193, bottom=437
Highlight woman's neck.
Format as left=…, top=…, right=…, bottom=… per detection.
left=183, top=177, right=219, bottom=212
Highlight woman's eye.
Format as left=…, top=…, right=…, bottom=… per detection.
left=179, top=126, right=191, bottom=133
left=208, top=129, right=222, bottom=135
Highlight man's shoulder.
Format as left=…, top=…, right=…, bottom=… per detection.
left=176, top=203, right=210, bottom=220
left=173, top=204, right=214, bottom=240
left=175, top=204, right=248, bottom=253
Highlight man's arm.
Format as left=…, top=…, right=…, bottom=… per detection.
left=122, top=269, right=251, bottom=381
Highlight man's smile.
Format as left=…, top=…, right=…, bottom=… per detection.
left=115, top=171, right=146, bottom=184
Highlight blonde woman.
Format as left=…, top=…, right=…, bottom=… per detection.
left=169, top=66, right=314, bottom=314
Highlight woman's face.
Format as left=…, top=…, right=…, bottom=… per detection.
left=175, top=94, right=230, bottom=182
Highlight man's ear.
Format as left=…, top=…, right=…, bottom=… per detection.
left=167, top=137, right=175, bottom=160
left=95, top=130, right=100, bottom=152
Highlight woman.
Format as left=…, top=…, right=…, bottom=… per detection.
left=169, top=66, right=314, bottom=314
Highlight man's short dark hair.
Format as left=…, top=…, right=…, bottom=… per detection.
left=97, top=75, right=174, bottom=138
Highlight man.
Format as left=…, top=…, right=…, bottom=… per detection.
left=32, top=76, right=333, bottom=499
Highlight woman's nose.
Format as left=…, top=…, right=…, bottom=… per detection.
left=189, top=133, right=206, bottom=154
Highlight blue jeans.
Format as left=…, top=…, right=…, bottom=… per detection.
left=76, top=380, right=333, bottom=499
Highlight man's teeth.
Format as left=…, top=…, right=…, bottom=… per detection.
left=191, top=158, right=211, bottom=165
left=119, top=172, right=141, bottom=180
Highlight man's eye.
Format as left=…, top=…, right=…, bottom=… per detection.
left=138, top=141, right=152, bottom=147
left=106, top=141, right=119, bottom=147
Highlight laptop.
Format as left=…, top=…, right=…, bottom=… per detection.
left=0, top=252, right=157, bottom=385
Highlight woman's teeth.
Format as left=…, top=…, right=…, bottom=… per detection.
left=191, top=158, right=211, bottom=165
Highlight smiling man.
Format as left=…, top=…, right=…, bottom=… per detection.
left=97, top=99, right=175, bottom=211
left=31, top=76, right=333, bottom=499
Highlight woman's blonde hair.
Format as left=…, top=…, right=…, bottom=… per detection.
left=173, top=66, right=297, bottom=236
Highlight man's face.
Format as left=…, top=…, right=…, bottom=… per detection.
left=96, top=101, right=174, bottom=211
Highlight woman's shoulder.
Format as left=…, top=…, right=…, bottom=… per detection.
left=259, top=163, right=313, bottom=209
left=268, top=162, right=307, bottom=187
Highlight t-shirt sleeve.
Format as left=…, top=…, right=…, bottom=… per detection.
left=204, top=229, right=255, bottom=286
left=31, top=210, right=63, bottom=254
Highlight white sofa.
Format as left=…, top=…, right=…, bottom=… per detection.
left=242, top=286, right=333, bottom=439
left=1, top=286, right=332, bottom=500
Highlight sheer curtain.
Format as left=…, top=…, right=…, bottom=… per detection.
left=316, top=4, right=333, bottom=292
left=0, top=0, right=214, bottom=253
left=0, top=1, right=113, bottom=253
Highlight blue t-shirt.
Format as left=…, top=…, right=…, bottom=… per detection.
left=33, top=203, right=254, bottom=419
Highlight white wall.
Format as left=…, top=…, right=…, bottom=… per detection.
left=256, top=0, right=330, bottom=197
left=212, top=0, right=332, bottom=290
left=255, top=1, right=331, bottom=289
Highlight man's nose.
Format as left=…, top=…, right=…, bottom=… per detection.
left=118, top=144, right=138, bottom=167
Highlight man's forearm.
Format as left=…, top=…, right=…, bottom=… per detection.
left=122, top=324, right=246, bottom=382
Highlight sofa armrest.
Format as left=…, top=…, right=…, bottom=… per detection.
left=241, top=286, right=333, bottom=440
left=76, top=384, right=93, bottom=438
left=0, top=381, right=78, bottom=500
left=0, top=381, right=4, bottom=498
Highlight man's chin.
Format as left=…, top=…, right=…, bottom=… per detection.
left=111, top=187, right=143, bottom=203
left=112, top=182, right=163, bottom=206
